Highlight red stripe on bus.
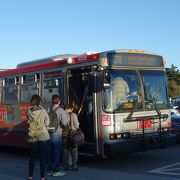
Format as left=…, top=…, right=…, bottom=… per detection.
left=0, top=60, right=67, bottom=76
left=72, top=53, right=100, bottom=63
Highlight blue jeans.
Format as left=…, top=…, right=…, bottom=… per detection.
left=45, top=134, right=62, bottom=172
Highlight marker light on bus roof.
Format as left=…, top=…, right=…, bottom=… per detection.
left=53, top=57, right=64, bottom=61
left=83, top=51, right=98, bottom=55
left=127, top=50, right=145, bottom=53
left=67, top=57, right=73, bottom=64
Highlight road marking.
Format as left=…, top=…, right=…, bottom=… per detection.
left=149, top=162, right=180, bottom=176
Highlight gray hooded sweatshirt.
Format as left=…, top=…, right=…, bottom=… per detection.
left=51, top=104, right=68, bottom=135
left=27, top=105, right=50, bottom=142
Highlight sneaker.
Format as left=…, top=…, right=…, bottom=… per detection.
left=52, top=171, right=65, bottom=176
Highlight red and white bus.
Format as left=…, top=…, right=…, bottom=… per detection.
left=0, top=49, right=176, bottom=157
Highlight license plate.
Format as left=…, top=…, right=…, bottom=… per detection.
left=139, top=120, right=152, bottom=128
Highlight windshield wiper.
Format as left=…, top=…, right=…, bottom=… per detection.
left=144, top=85, right=161, bottom=115
left=126, top=108, right=134, bottom=120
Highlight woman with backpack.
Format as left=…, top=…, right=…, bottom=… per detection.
left=27, top=94, right=50, bottom=180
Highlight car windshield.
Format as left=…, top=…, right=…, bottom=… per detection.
left=103, top=69, right=169, bottom=112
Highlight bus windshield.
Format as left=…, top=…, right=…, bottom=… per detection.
left=103, top=69, right=169, bottom=112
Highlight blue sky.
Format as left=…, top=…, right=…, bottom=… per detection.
left=0, top=0, right=180, bottom=69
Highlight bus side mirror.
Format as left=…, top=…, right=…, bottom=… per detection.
left=103, top=70, right=110, bottom=89
left=103, top=81, right=110, bottom=89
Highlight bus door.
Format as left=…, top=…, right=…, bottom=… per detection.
left=68, top=67, right=97, bottom=154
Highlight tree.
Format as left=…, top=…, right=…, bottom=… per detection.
left=166, top=64, right=180, bottom=97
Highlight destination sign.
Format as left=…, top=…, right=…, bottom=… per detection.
left=44, top=71, right=63, bottom=78
left=108, top=53, right=164, bottom=67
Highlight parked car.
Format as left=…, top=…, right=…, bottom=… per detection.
left=172, top=96, right=180, bottom=103
left=170, top=103, right=180, bottom=116
left=171, top=96, right=180, bottom=111
left=171, top=114, right=180, bottom=143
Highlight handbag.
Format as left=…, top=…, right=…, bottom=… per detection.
left=68, top=114, right=85, bottom=146
left=69, top=128, right=85, bottom=147
left=62, top=123, right=71, bottom=138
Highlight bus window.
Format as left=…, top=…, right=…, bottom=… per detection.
left=21, top=74, right=40, bottom=103
left=4, top=85, right=18, bottom=104
left=103, top=70, right=142, bottom=112
left=43, top=78, right=63, bottom=102
left=3, top=77, right=19, bottom=104
left=141, top=70, right=168, bottom=110
left=0, top=78, right=2, bottom=103
left=21, top=83, right=39, bottom=103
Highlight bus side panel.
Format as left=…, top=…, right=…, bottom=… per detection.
left=0, top=131, right=28, bottom=148
left=0, top=104, right=29, bottom=148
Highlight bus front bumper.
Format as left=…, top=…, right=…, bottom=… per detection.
left=104, top=133, right=176, bottom=157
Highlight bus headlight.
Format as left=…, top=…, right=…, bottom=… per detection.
left=117, top=134, right=122, bottom=139
left=109, top=132, right=131, bottom=140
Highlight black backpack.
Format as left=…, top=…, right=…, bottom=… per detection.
left=48, top=107, right=60, bottom=133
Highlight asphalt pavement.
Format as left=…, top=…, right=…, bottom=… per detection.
left=0, top=146, right=180, bottom=180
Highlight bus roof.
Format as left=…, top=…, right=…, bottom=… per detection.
left=0, top=52, right=100, bottom=76
left=17, top=54, right=78, bottom=68
left=0, top=49, right=163, bottom=76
